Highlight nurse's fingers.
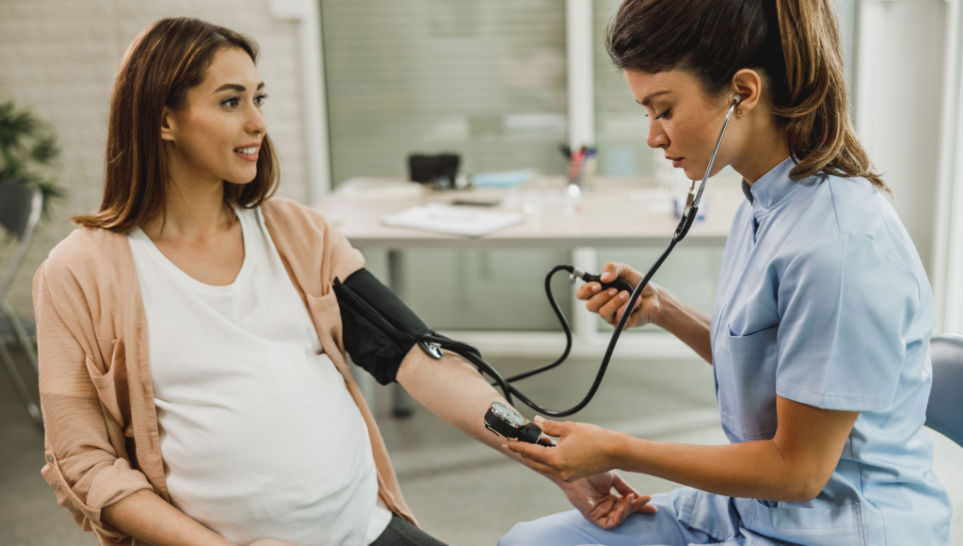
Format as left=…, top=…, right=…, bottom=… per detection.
left=593, top=291, right=629, bottom=325
left=503, top=443, right=559, bottom=476
left=613, top=295, right=642, bottom=323
left=589, top=288, right=629, bottom=324
left=601, top=262, right=643, bottom=287
left=583, top=287, right=621, bottom=313
left=575, top=281, right=604, bottom=301
left=601, top=291, right=642, bottom=326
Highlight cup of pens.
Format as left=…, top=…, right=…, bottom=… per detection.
left=560, top=144, right=597, bottom=191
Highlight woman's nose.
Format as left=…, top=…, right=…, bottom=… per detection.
left=646, top=121, right=667, bottom=149
left=246, top=106, right=266, bottom=135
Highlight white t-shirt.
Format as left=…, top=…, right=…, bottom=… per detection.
left=128, top=207, right=392, bottom=545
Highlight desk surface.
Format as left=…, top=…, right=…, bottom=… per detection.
left=314, top=176, right=745, bottom=249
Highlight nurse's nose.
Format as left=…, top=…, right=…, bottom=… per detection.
left=646, top=120, right=668, bottom=149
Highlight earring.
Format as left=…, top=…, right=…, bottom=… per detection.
left=736, top=109, right=743, bottom=116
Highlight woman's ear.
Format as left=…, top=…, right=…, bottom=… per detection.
left=730, top=68, right=763, bottom=114
left=160, top=107, right=177, bottom=142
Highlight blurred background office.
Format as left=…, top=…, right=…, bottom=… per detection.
left=1, top=0, right=961, bottom=544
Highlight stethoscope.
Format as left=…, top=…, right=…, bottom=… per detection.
left=423, top=95, right=742, bottom=417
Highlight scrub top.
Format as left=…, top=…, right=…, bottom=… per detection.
left=710, top=156, right=951, bottom=544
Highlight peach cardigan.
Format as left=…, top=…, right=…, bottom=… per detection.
left=33, top=199, right=415, bottom=545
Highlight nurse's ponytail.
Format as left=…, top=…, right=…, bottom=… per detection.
left=607, top=0, right=886, bottom=191
left=774, top=0, right=885, bottom=190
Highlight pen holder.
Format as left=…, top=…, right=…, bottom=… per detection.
left=561, top=144, right=597, bottom=189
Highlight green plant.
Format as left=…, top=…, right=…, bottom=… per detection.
left=0, top=100, right=62, bottom=214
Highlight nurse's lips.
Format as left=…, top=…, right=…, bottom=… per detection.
left=666, top=156, right=683, bottom=168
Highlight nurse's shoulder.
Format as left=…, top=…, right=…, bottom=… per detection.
left=819, top=173, right=925, bottom=273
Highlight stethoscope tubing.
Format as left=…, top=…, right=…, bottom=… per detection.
left=427, top=100, right=740, bottom=417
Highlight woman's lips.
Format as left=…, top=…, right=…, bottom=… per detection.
left=233, top=145, right=260, bottom=161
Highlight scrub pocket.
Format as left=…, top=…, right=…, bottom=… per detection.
left=715, top=325, right=779, bottom=440
left=669, top=487, right=738, bottom=542
left=736, top=498, right=868, bottom=545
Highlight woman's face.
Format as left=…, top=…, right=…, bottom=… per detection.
left=624, top=69, right=736, bottom=181
left=162, top=47, right=267, bottom=187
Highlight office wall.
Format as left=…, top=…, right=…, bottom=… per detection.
left=0, top=0, right=310, bottom=317
left=854, top=0, right=948, bottom=276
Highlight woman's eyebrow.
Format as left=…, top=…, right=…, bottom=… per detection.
left=212, top=82, right=266, bottom=94
left=638, top=90, right=670, bottom=107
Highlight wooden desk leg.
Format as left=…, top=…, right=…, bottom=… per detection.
left=388, top=249, right=415, bottom=418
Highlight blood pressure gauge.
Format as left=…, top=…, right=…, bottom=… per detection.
left=484, top=402, right=554, bottom=446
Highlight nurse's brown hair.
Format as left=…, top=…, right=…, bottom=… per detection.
left=74, top=17, right=279, bottom=232
left=606, top=0, right=886, bottom=191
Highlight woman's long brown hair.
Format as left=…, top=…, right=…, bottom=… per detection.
left=606, top=0, right=886, bottom=191
left=74, top=17, right=279, bottom=231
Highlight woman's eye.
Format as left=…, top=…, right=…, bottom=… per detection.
left=654, top=109, right=671, bottom=120
left=254, top=93, right=268, bottom=106
left=221, top=97, right=240, bottom=108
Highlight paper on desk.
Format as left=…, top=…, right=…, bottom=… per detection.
left=382, top=203, right=524, bottom=237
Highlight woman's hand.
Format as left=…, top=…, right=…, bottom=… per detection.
left=504, top=417, right=620, bottom=482
left=575, top=262, right=661, bottom=329
left=554, top=471, right=657, bottom=529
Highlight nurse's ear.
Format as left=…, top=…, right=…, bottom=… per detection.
left=730, top=68, right=763, bottom=116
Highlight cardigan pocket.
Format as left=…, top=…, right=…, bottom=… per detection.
left=305, top=291, right=341, bottom=350
left=83, top=339, right=129, bottom=428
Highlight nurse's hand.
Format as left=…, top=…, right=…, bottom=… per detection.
left=554, top=470, right=657, bottom=529
left=575, top=262, right=660, bottom=328
left=505, top=416, right=619, bottom=482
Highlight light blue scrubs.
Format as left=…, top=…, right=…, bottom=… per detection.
left=500, top=157, right=951, bottom=545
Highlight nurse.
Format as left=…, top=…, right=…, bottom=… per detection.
left=500, top=0, right=952, bottom=544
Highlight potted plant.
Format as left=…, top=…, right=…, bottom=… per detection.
left=0, top=100, right=61, bottom=213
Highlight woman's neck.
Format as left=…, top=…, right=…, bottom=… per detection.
left=732, top=111, right=791, bottom=185
left=142, top=178, right=235, bottom=243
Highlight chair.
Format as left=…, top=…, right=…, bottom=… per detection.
left=926, top=333, right=963, bottom=447
left=0, top=181, right=43, bottom=426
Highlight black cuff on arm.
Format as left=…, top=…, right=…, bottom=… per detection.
left=333, top=268, right=435, bottom=384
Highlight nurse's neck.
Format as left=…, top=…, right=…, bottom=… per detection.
left=731, top=116, right=790, bottom=185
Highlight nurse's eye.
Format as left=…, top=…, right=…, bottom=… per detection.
left=654, top=109, right=672, bottom=120
left=220, top=97, right=240, bottom=108
left=254, top=93, right=268, bottom=106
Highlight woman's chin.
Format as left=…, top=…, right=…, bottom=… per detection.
left=224, top=173, right=257, bottom=185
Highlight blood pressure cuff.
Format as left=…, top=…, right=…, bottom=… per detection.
left=332, top=268, right=437, bottom=385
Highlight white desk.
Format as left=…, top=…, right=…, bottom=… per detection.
left=315, top=175, right=744, bottom=359
left=316, top=175, right=743, bottom=415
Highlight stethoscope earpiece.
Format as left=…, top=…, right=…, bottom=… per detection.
left=732, top=94, right=742, bottom=106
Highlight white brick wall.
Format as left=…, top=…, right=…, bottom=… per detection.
left=0, top=0, right=310, bottom=318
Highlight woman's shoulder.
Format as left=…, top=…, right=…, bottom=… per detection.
left=262, top=196, right=320, bottom=219
left=38, top=227, right=130, bottom=287
left=260, top=197, right=349, bottom=242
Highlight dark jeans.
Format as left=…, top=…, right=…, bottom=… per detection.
left=369, top=515, right=448, bottom=546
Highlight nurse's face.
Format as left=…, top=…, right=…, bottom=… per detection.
left=625, top=69, right=736, bottom=181
left=161, top=47, right=268, bottom=188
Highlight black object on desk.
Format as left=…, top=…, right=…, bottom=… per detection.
left=408, top=153, right=460, bottom=190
